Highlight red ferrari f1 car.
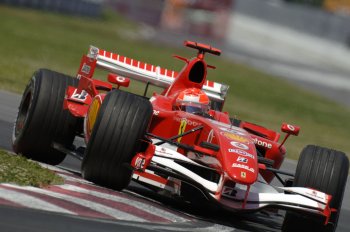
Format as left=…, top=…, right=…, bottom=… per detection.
left=13, top=41, right=348, bottom=232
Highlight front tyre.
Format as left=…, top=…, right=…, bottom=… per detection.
left=282, top=145, right=349, bottom=232
left=12, top=69, right=78, bottom=165
left=82, top=90, right=153, bottom=190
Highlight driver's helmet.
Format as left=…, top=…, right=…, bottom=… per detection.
left=175, top=88, right=210, bottom=114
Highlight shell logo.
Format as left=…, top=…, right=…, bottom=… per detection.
left=86, top=97, right=101, bottom=138
left=221, top=132, right=249, bottom=143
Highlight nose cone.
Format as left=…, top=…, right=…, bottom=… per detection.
left=217, top=127, right=258, bottom=185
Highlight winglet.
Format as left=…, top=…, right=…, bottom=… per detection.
left=184, top=40, right=221, bottom=59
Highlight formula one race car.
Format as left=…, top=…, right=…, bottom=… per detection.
left=13, top=41, right=348, bottom=232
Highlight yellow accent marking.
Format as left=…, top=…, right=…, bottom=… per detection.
left=177, top=119, right=187, bottom=142
left=87, top=99, right=100, bottom=135
left=222, top=132, right=249, bottom=143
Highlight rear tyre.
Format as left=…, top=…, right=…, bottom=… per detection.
left=282, top=145, right=349, bottom=232
left=12, top=69, right=78, bottom=165
left=81, top=90, right=153, bottom=190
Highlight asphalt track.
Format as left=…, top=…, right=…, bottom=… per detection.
left=0, top=90, right=349, bottom=232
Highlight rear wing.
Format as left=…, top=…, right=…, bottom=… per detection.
left=86, top=46, right=229, bottom=102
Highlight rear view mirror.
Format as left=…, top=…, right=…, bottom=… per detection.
left=281, top=123, right=300, bottom=136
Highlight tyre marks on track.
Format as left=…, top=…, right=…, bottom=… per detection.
left=0, top=165, right=192, bottom=224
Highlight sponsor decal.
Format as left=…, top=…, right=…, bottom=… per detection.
left=237, top=156, right=248, bottom=163
left=177, top=119, right=187, bottom=142
left=230, top=141, right=249, bottom=150
left=306, top=190, right=326, bottom=201
left=252, top=138, right=272, bottom=149
left=71, top=89, right=88, bottom=101
left=221, top=132, right=249, bottom=143
left=116, top=76, right=126, bottom=82
left=153, top=110, right=160, bottom=116
left=174, top=117, right=201, bottom=127
left=228, top=149, right=255, bottom=159
left=134, top=157, right=146, bottom=169
left=241, top=172, right=246, bottom=178
left=222, top=186, right=237, bottom=197
left=287, top=124, right=295, bottom=131
left=86, top=98, right=100, bottom=135
left=219, top=127, right=246, bottom=136
left=81, top=63, right=91, bottom=74
left=232, top=163, right=255, bottom=173
left=207, top=129, right=214, bottom=143
left=209, top=120, right=246, bottom=132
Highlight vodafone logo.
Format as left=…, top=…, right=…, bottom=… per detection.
left=252, top=138, right=272, bottom=149
left=230, top=141, right=249, bottom=150
left=117, top=76, right=127, bottom=82
left=287, top=124, right=295, bottom=131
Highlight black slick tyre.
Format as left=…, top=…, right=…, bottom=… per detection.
left=81, top=90, right=153, bottom=190
left=12, top=69, right=78, bottom=165
left=282, top=145, right=349, bottom=232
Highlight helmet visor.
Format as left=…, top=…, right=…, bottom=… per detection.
left=178, top=102, right=209, bottom=114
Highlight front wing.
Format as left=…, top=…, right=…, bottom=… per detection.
left=131, top=145, right=333, bottom=224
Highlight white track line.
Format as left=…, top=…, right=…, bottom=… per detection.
left=150, top=224, right=235, bottom=232
left=59, top=184, right=189, bottom=223
left=3, top=184, right=147, bottom=222
left=0, top=187, right=74, bottom=214
left=22, top=164, right=191, bottom=222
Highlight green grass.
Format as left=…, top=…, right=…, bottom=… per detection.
left=0, top=150, right=64, bottom=187
left=0, top=5, right=349, bottom=160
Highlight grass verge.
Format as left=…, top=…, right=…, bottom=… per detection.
left=0, top=5, right=349, bottom=160
left=0, top=150, right=64, bottom=187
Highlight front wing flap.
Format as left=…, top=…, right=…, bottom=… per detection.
left=221, top=185, right=333, bottom=224
left=131, top=145, right=334, bottom=224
